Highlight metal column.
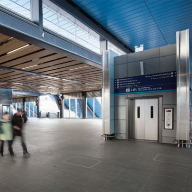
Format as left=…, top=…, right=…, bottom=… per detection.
left=176, top=29, right=190, bottom=142
left=37, top=96, right=40, bottom=118
left=100, top=37, right=108, bottom=55
left=60, top=95, right=64, bottom=118
left=102, top=50, right=118, bottom=137
left=30, top=0, right=43, bottom=30
left=82, top=91, right=86, bottom=119
left=23, top=97, right=25, bottom=112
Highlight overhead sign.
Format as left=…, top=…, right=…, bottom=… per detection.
left=114, top=71, right=176, bottom=94
left=0, top=89, right=12, bottom=104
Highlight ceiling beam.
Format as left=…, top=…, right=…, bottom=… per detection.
left=13, top=90, right=41, bottom=96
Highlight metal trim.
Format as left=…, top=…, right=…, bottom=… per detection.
left=158, top=97, right=163, bottom=143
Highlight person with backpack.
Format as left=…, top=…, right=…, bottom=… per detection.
left=0, top=112, right=14, bottom=157
left=12, top=110, right=29, bottom=155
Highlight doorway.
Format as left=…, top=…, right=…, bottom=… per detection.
left=134, top=99, right=158, bottom=141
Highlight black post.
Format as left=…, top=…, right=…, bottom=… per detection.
left=82, top=92, right=86, bottom=119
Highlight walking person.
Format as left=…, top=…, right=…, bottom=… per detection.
left=22, top=110, right=27, bottom=123
left=0, top=112, right=14, bottom=157
left=12, top=110, right=29, bottom=155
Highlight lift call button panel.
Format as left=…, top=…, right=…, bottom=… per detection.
left=165, top=108, right=173, bottom=129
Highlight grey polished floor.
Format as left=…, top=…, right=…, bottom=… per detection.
left=0, top=118, right=192, bottom=192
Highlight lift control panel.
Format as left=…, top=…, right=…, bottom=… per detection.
left=165, top=108, right=173, bottom=129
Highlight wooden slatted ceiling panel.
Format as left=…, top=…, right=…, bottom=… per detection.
left=25, top=57, right=74, bottom=71
left=36, top=63, right=89, bottom=75
left=0, top=45, right=42, bottom=63
left=0, top=39, right=27, bottom=55
left=0, top=68, right=102, bottom=84
left=0, top=34, right=10, bottom=43
left=30, top=60, right=81, bottom=73
left=0, top=70, right=102, bottom=86
left=14, top=53, right=65, bottom=69
left=48, top=68, right=101, bottom=78
left=32, top=60, right=83, bottom=73
left=0, top=72, right=72, bottom=87
left=1, top=49, right=54, bottom=67
left=0, top=33, right=102, bottom=93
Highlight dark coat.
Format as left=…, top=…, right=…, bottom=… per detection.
left=12, top=114, right=23, bottom=136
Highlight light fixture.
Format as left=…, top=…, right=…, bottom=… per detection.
left=22, top=64, right=38, bottom=70
left=7, top=44, right=30, bottom=54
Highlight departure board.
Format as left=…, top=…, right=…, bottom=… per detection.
left=114, top=71, right=176, bottom=94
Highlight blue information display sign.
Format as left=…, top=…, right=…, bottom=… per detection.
left=114, top=71, right=176, bottom=95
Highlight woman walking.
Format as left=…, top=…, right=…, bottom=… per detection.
left=0, top=112, right=14, bottom=157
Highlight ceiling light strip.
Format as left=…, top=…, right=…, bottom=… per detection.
left=7, top=44, right=30, bottom=54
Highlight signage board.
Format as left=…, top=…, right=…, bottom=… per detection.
left=0, top=89, right=12, bottom=104
left=114, top=71, right=176, bottom=94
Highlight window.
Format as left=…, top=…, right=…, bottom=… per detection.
left=43, top=2, right=100, bottom=54
left=39, top=95, right=60, bottom=113
left=70, top=99, right=76, bottom=118
left=87, top=98, right=93, bottom=118
left=94, top=97, right=101, bottom=118
left=64, top=99, right=69, bottom=118
left=34, top=102, right=37, bottom=117
left=64, top=98, right=83, bottom=118
left=108, top=42, right=126, bottom=56
left=25, top=102, right=29, bottom=117
left=20, top=102, right=23, bottom=112
left=77, top=99, right=82, bottom=118
left=0, top=0, right=31, bottom=19
left=30, top=102, right=33, bottom=117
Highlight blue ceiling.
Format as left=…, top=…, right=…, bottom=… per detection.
left=71, top=0, right=192, bottom=52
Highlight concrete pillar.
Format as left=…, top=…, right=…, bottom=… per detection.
left=176, top=29, right=190, bottom=141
